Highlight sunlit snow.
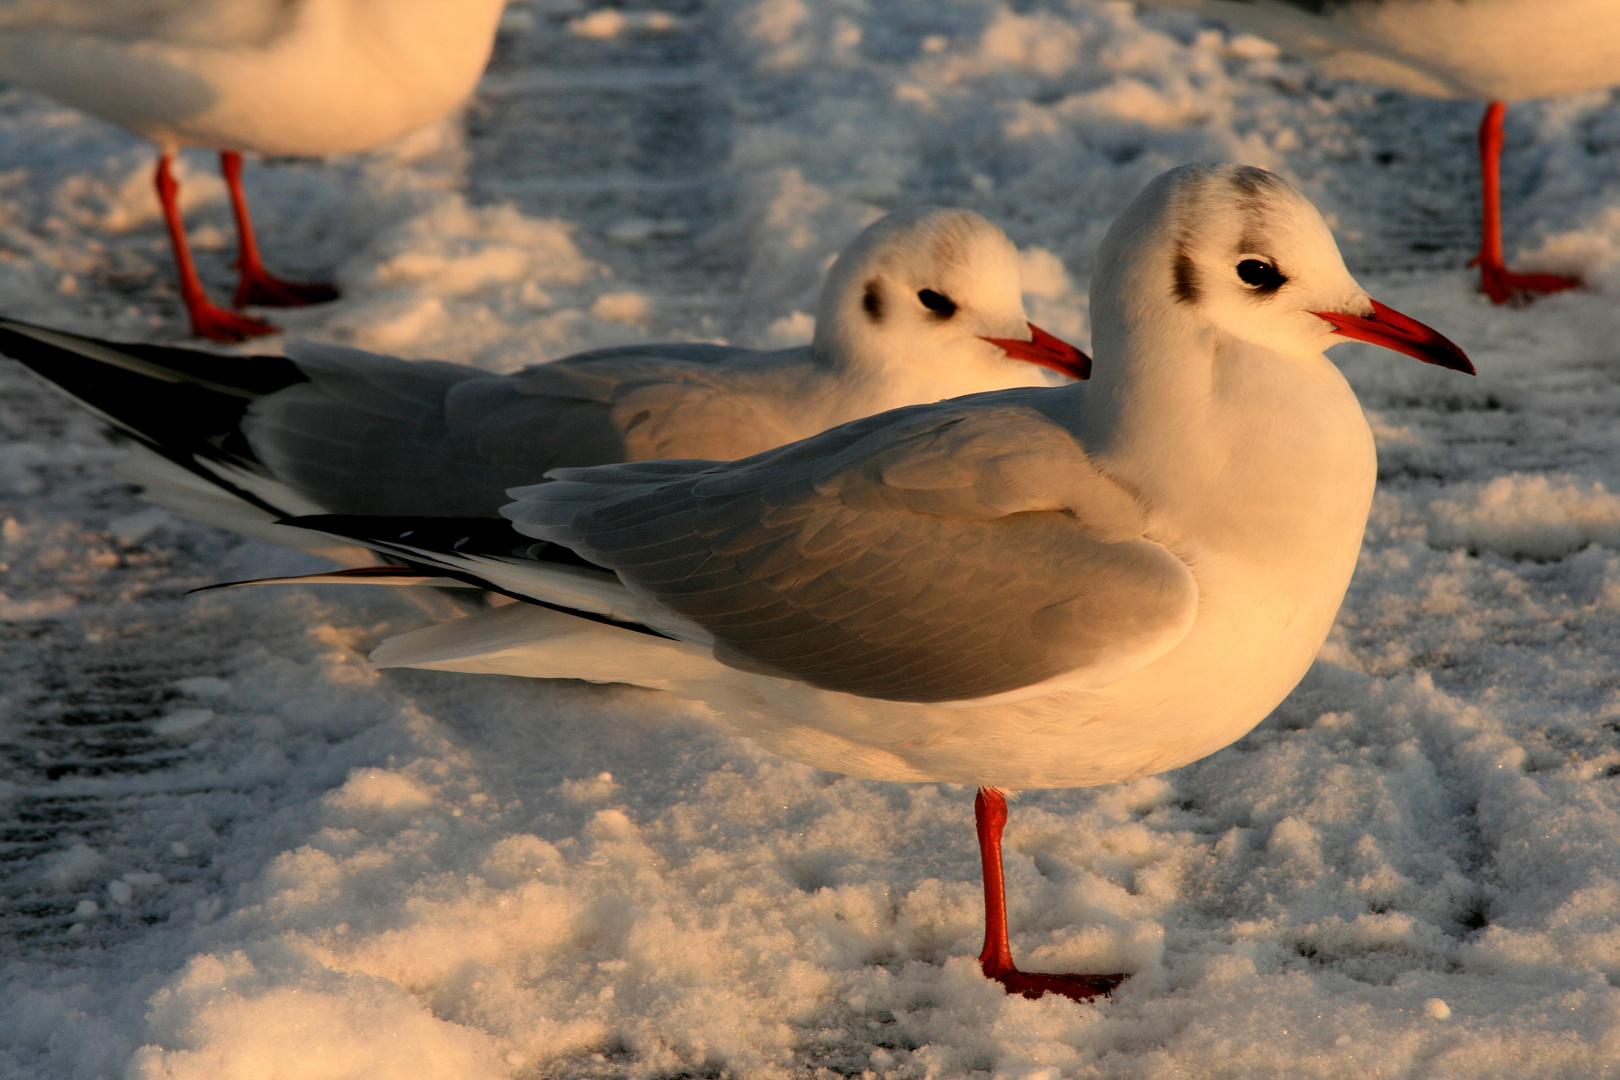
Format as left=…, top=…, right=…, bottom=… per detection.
left=3, top=1, right=1620, bottom=1077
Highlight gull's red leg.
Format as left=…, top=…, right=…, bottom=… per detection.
left=975, top=787, right=1125, bottom=1002
left=222, top=151, right=340, bottom=309
left=1472, top=100, right=1578, bottom=304
left=154, top=152, right=278, bottom=342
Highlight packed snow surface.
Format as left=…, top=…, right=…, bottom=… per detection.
left=4, top=1, right=1620, bottom=1077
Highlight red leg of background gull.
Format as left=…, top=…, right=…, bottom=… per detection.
left=221, top=151, right=340, bottom=309
left=1472, top=100, right=1578, bottom=305
left=975, top=787, right=1125, bottom=1002
left=154, top=152, right=278, bottom=342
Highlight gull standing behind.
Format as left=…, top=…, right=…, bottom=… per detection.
left=0, top=207, right=1088, bottom=567
left=0, top=0, right=508, bottom=340
left=288, top=165, right=1473, bottom=1002
left=1150, top=0, right=1620, bottom=303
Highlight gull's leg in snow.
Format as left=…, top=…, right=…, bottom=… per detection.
left=221, top=151, right=341, bottom=309
left=976, top=787, right=1125, bottom=1002
left=155, top=152, right=278, bottom=342
left=1471, top=101, right=1579, bottom=305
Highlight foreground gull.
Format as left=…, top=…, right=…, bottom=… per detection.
left=0, top=0, right=507, bottom=340
left=1153, top=0, right=1620, bottom=303
left=280, top=165, right=1475, bottom=1001
left=0, top=207, right=1088, bottom=566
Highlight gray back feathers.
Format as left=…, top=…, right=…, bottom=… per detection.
left=245, top=341, right=817, bottom=517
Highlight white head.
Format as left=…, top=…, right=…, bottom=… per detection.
left=1091, top=163, right=1472, bottom=375
left=812, top=208, right=1089, bottom=390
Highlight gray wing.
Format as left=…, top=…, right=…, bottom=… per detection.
left=505, top=393, right=1199, bottom=704
left=547, top=344, right=816, bottom=462
left=244, top=340, right=781, bottom=518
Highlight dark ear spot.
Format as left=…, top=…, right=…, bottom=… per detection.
left=863, top=281, right=884, bottom=321
left=1172, top=244, right=1199, bottom=304
left=917, top=288, right=957, bottom=318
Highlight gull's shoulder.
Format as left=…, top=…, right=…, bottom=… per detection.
left=528, top=342, right=825, bottom=461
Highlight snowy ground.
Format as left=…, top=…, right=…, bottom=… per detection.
left=4, top=0, right=1620, bottom=1076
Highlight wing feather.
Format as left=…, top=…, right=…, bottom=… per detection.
left=507, top=392, right=1198, bottom=703
left=242, top=342, right=807, bottom=518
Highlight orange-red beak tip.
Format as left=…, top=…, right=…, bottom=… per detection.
left=981, top=321, right=1092, bottom=381
left=1312, top=299, right=1474, bottom=376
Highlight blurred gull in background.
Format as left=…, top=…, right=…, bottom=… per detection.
left=0, top=0, right=509, bottom=340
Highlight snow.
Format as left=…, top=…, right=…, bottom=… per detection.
left=3, top=0, right=1620, bottom=1076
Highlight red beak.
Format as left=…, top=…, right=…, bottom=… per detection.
left=980, top=322, right=1091, bottom=380
left=1310, top=299, right=1474, bottom=375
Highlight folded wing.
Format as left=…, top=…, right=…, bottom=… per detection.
left=0, top=318, right=800, bottom=521
left=508, top=393, right=1200, bottom=704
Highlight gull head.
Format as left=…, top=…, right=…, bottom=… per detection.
left=1095, top=163, right=1472, bottom=373
left=813, top=207, right=1090, bottom=385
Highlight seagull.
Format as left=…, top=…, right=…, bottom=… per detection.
left=269, top=165, right=1474, bottom=1001
left=1151, top=0, right=1620, bottom=303
left=0, top=206, right=1089, bottom=565
left=0, top=0, right=509, bottom=340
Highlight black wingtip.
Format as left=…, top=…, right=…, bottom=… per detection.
left=0, top=318, right=309, bottom=476
left=0, top=318, right=304, bottom=394
left=278, top=514, right=600, bottom=569
left=276, top=513, right=673, bottom=640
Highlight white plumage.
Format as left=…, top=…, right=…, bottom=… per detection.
left=0, top=0, right=507, bottom=339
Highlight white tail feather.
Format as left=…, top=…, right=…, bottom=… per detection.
left=346, top=540, right=715, bottom=646
left=370, top=601, right=715, bottom=689
left=116, top=444, right=375, bottom=565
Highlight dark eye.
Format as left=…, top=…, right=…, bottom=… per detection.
left=917, top=288, right=957, bottom=317
left=1236, top=259, right=1286, bottom=291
